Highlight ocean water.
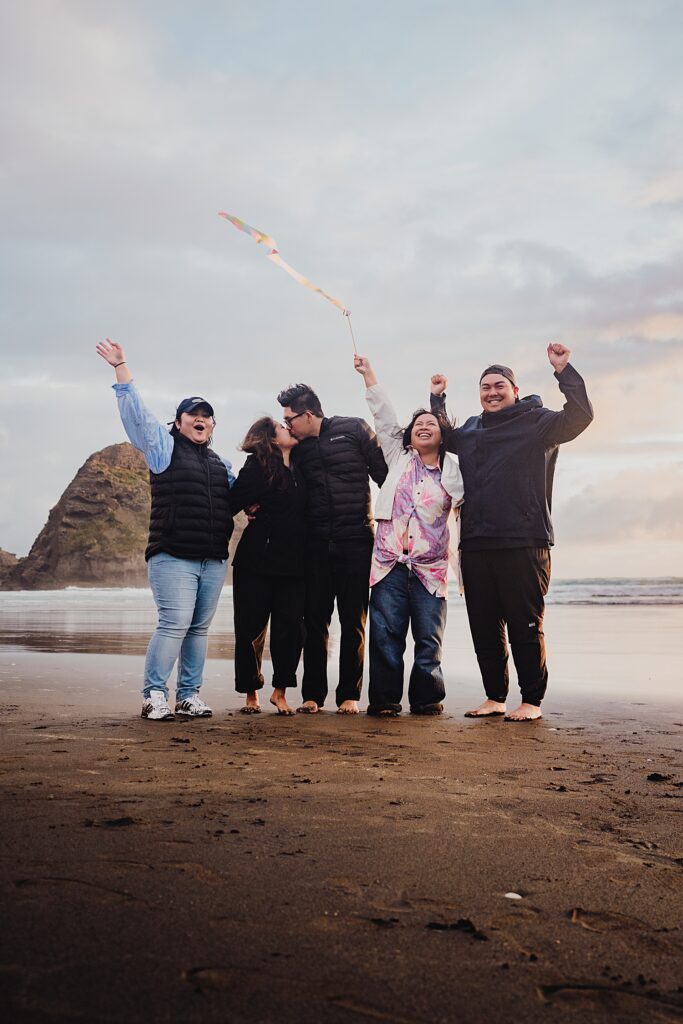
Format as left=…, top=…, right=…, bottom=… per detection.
left=0, top=580, right=681, bottom=712
left=0, top=577, right=679, bottom=647
left=547, top=577, right=683, bottom=605
left=0, top=579, right=681, bottom=657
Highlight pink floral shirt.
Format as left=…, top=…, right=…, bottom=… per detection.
left=370, top=453, right=452, bottom=597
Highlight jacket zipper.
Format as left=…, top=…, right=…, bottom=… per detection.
left=318, top=435, right=335, bottom=543
left=203, top=448, right=215, bottom=556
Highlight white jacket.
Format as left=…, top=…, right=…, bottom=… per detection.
left=365, top=384, right=465, bottom=584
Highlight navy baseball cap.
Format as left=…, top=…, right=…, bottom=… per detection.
left=174, top=396, right=214, bottom=419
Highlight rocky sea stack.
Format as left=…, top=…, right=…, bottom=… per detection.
left=5, top=443, right=150, bottom=589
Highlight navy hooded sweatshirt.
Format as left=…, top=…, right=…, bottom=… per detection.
left=431, top=364, right=593, bottom=548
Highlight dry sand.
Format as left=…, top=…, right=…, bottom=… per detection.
left=0, top=651, right=682, bottom=1023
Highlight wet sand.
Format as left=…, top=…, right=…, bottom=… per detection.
left=1, top=652, right=682, bottom=1023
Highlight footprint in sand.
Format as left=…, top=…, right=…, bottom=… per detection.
left=568, top=907, right=654, bottom=933
left=182, top=966, right=237, bottom=991
left=538, top=982, right=683, bottom=1020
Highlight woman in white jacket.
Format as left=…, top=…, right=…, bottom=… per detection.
left=354, top=356, right=464, bottom=716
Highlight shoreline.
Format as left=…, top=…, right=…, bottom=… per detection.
left=1, top=615, right=680, bottom=727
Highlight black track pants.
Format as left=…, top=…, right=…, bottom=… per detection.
left=302, top=540, right=372, bottom=707
left=460, top=547, right=551, bottom=706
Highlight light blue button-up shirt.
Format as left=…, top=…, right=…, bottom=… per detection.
left=113, top=381, right=235, bottom=483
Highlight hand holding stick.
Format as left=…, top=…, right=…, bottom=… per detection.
left=353, top=354, right=378, bottom=388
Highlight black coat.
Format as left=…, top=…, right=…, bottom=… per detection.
left=229, top=455, right=307, bottom=576
left=292, top=415, right=387, bottom=544
left=432, top=364, right=593, bottom=547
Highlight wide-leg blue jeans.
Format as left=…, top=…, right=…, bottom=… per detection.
left=368, top=563, right=447, bottom=712
left=144, top=552, right=227, bottom=700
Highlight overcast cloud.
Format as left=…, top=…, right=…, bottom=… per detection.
left=1, top=0, right=682, bottom=576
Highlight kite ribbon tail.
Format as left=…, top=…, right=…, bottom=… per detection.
left=267, top=251, right=348, bottom=313
left=218, top=212, right=277, bottom=249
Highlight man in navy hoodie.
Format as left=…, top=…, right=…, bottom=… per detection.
left=431, top=344, right=593, bottom=722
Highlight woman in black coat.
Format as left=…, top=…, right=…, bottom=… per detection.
left=229, top=417, right=306, bottom=714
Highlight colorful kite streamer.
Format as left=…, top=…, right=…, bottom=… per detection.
left=218, top=211, right=352, bottom=322
left=218, top=213, right=277, bottom=250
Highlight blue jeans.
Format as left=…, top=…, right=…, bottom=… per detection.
left=144, top=553, right=227, bottom=700
left=369, top=563, right=447, bottom=712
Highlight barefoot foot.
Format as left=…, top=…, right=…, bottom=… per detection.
left=337, top=700, right=359, bottom=715
left=464, top=699, right=506, bottom=719
left=504, top=703, right=542, bottom=722
left=296, top=700, right=321, bottom=714
left=240, top=692, right=261, bottom=714
left=270, top=688, right=294, bottom=716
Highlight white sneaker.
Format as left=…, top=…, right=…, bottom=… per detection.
left=175, top=695, right=213, bottom=718
left=141, top=690, right=175, bottom=721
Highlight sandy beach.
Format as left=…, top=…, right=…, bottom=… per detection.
left=1, top=594, right=682, bottom=1023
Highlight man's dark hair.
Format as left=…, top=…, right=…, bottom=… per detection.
left=276, top=383, right=324, bottom=418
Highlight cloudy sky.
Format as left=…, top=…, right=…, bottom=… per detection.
left=1, top=0, right=682, bottom=577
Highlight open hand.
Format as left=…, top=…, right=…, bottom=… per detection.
left=430, top=373, right=448, bottom=396
left=96, top=338, right=126, bottom=366
left=547, top=343, right=570, bottom=374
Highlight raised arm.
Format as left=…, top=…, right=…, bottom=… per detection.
left=96, top=338, right=173, bottom=473
left=430, top=373, right=448, bottom=398
left=429, top=372, right=459, bottom=452
left=536, top=344, right=594, bottom=446
left=353, top=355, right=378, bottom=389
left=354, top=355, right=403, bottom=467
left=429, top=371, right=449, bottom=420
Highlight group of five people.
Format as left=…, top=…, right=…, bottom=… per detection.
left=96, top=338, right=593, bottom=723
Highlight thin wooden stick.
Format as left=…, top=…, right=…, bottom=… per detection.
left=345, top=313, right=358, bottom=353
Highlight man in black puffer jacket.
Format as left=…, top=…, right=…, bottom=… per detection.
left=431, top=343, right=593, bottom=723
left=277, top=383, right=387, bottom=714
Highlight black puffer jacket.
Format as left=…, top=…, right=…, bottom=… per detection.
left=292, top=416, right=387, bottom=543
left=229, top=455, right=307, bottom=576
left=146, top=430, right=233, bottom=561
left=431, top=364, right=593, bottom=547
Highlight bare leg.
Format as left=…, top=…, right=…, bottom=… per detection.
left=240, top=691, right=261, bottom=714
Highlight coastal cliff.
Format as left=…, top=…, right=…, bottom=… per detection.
left=0, top=547, right=19, bottom=585
left=4, top=444, right=151, bottom=589
left=2, top=443, right=244, bottom=590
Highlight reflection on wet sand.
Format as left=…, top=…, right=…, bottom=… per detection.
left=0, top=630, right=236, bottom=658
left=0, top=589, right=238, bottom=658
